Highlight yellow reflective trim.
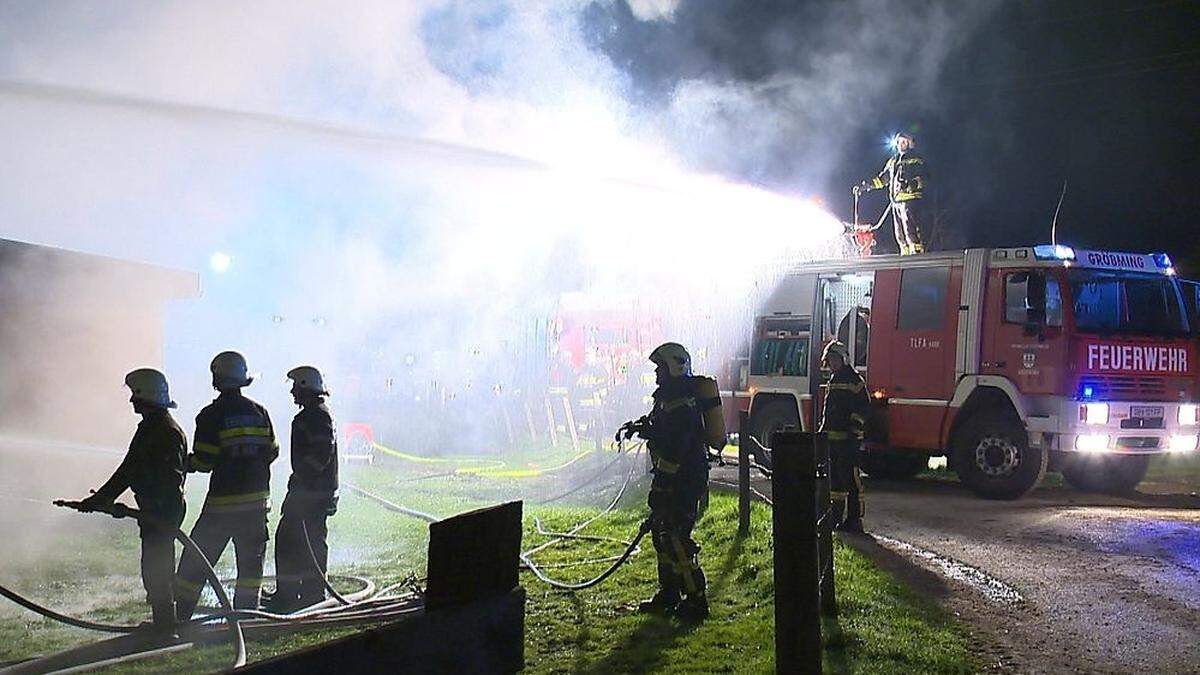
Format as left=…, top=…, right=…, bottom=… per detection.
left=828, top=382, right=865, bottom=393
left=218, top=426, right=272, bottom=439
left=234, top=578, right=264, bottom=588
left=174, top=577, right=203, bottom=593
left=190, top=456, right=214, bottom=471
left=659, top=397, right=695, bottom=412
left=654, top=458, right=680, bottom=474
left=206, top=490, right=270, bottom=506
left=195, top=442, right=220, bottom=455
left=827, top=431, right=850, bottom=440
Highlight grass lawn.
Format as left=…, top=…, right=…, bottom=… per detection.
left=1, top=446, right=978, bottom=674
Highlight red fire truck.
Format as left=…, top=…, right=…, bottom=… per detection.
left=746, top=244, right=1198, bottom=499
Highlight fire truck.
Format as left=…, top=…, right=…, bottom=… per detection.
left=746, top=244, right=1198, bottom=499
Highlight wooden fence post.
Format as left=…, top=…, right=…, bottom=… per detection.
left=772, top=430, right=822, bottom=675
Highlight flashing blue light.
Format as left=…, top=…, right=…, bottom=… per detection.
left=1153, top=253, right=1174, bottom=269
left=1033, top=244, right=1075, bottom=261
left=1082, top=384, right=1095, bottom=399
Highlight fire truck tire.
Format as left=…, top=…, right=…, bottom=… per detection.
left=859, top=453, right=928, bottom=480
left=1060, top=454, right=1150, bottom=494
left=748, top=400, right=801, bottom=469
left=953, top=412, right=1047, bottom=500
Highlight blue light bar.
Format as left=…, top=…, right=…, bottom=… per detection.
left=1153, top=253, right=1173, bottom=269
left=1033, top=244, right=1076, bottom=261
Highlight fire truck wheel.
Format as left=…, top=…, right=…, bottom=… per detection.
left=748, top=400, right=801, bottom=469
left=859, top=453, right=928, bottom=480
left=953, top=413, right=1047, bottom=500
left=1060, top=454, right=1150, bottom=494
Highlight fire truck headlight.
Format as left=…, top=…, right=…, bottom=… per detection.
left=1080, top=403, right=1109, bottom=425
left=1178, top=404, right=1198, bottom=426
left=1169, top=435, right=1198, bottom=453
left=1074, top=434, right=1110, bottom=452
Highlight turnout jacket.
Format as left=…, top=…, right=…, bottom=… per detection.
left=286, top=402, right=339, bottom=506
left=94, top=409, right=187, bottom=515
left=642, top=376, right=713, bottom=478
left=819, top=365, right=869, bottom=441
left=190, top=391, right=279, bottom=512
left=868, top=151, right=927, bottom=202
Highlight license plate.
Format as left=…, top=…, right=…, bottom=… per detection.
left=1130, top=406, right=1164, bottom=419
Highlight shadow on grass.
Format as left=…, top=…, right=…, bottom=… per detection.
left=572, top=614, right=695, bottom=675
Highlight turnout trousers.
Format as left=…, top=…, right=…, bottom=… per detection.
left=830, top=440, right=865, bottom=524
left=647, top=469, right=707, bottom=601
left=174, top=509, right=269, bottom=621
left=891, top=199, right=927, bottom=254
left=273, top=493, right=332, bottom=606
left=138, top=508, right=184, bottom=629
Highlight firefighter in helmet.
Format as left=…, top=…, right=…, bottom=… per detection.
left=174, top=351, right=279, bottom=621
left=618, top=342, right=724, bottom=622
left=266, top=366, right=339, bottom=613
left=819, top=341, right=868, bottom=533
left=854, top=130, right=929, bottom=256
left=75, top=369, right=187, bottom=633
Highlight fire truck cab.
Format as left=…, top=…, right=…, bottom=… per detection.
left=747, top=245, right=1197, bottom=499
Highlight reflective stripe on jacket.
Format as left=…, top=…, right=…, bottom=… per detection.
left=819, top=365, right=869, bottom=441
left=191, top=391, right=278, bottom=512
left=869, top=151, right=927, bottom=202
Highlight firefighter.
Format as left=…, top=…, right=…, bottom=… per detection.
left=819, top=341, right=868, bottom=533
left=619, top=342, right=720, bottom=622
left=854, top=130, right=929, bottom=255
left=266, top=366, right=339, bottom=613
left=174, top=351, right=279, bottom=621
left=76, top=369, right=187, bottom=633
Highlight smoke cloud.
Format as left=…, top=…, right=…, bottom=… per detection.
left=0, top=0, right=998, bottom=462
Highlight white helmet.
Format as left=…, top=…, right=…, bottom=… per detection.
left=822, top=341, right=850, bottom=363
left=286, top=365, right=329, bottom=397
left=125, top=368, right=176, bottom=409
left=649, top=342, right=692, bottom=378
left=211, top=350, right=253, bottom=389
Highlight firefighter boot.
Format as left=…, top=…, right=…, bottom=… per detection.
left=672, top=594, right=710, bottom=623
left=638, top=589, right=681, bottom=615
left=836, top=516, right=865, bottom=533
left=144, top=599, right=178, bottom=638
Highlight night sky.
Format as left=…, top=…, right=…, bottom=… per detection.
left=584, top=0, right=1200, bottom=266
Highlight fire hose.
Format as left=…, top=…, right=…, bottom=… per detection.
left=48, top=500, right=247, bottom=669
left=0, top=499, right=421, bottom=674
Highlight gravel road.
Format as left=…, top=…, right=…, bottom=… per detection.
left=712, top=464, right=1200, bottom=674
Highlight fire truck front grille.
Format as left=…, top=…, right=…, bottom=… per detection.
left=1080, top=376, right=1166, bottom=400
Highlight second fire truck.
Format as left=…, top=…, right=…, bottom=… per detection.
left=747, top=245, right=1197, bottom=499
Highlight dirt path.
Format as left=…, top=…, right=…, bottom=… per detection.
left=712, top=465, right=1200, bottom=674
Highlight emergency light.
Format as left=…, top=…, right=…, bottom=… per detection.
left=1152, top=253, right=1176, bottom=275
left=1033, top=244, right=1075, bottom=261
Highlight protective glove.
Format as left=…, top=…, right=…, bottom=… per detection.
left=77, top=493, right=108, bottom=513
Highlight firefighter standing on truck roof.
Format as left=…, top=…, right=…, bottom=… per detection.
left=819, top=341, right=868, bottom=533
left=174, top=351, right=279, bottom=621
left=75, top=369, right=187, bottom=633
left=265, top=366, right=339, bottom=613
left=854, top=130, right=928, bottom=256
left=618, top=342, right=724, bottom=622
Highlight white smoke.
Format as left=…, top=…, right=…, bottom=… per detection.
left=0, top=1, right=996, bottom=451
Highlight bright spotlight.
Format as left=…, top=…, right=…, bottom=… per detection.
left=209, top=251, right=232, bottom=273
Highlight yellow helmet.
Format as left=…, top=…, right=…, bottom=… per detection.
left=649, top=342, right=692, bottom=378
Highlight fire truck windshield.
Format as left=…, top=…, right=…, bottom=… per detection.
left=1068, top=270, right=1191, bottom=336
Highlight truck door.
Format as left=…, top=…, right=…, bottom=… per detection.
left=980, top=268, right=1065, bottom=395
left=871, top=265, right=959, bottom=449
